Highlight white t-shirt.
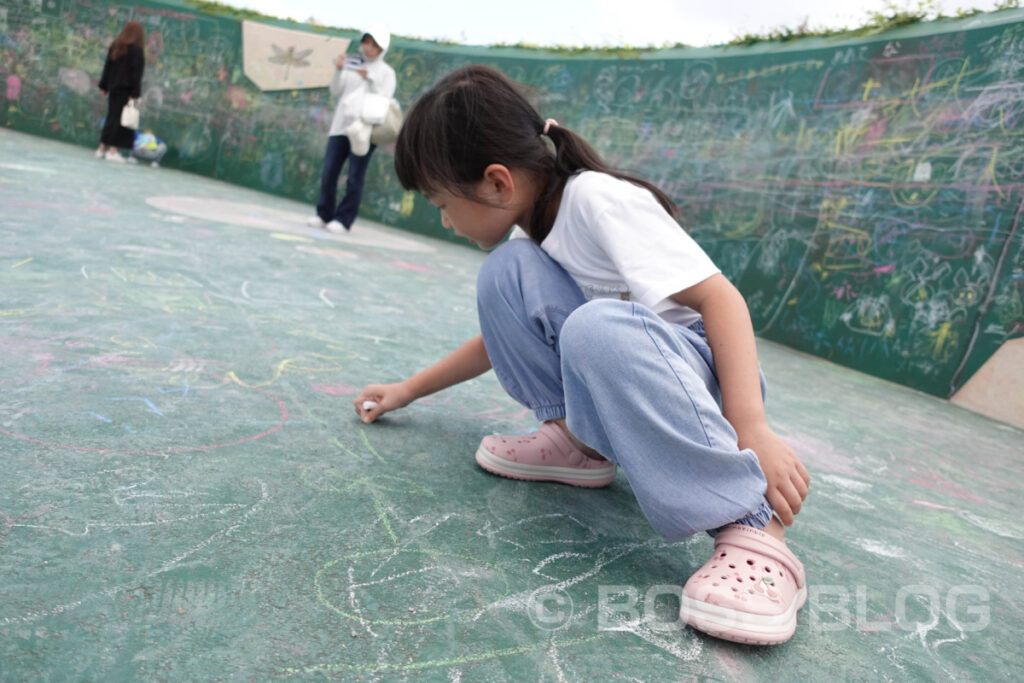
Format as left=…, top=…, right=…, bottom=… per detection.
left=510, top=171, right=719, bottom=327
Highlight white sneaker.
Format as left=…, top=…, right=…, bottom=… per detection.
left=325, top=220, right=347, bottom=233
left=94, top=147, right=105, bottom=159
left=306, top=216, right=326, bottom=229
left=104, top=150, right=125, bottom=163
left=150, top=162, right=160, bottom=168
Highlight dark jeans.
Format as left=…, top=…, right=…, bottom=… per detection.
left=315, top=134, right=376, bottom=228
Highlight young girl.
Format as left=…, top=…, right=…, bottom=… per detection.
left=353, top=65, right=811, bottom=645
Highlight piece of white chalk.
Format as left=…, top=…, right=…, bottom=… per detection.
left=362, top=400, right=378, bottom=411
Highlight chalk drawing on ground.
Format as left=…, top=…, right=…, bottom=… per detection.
left=1, top=479, right=270, bottom=626
left=0, top=353, right=287, bottom=455
left=291, top=430, right=708, bottom=676
left=145, top=196, right=437, bottom=254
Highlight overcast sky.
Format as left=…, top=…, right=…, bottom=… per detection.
left=215, top=0, right=1011, bottom=48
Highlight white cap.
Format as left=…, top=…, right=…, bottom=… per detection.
left=363, top=24, right=391, bottom=53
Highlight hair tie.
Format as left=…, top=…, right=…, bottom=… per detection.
left=541, top=118, right=558, bottom=135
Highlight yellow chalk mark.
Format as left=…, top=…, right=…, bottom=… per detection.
left=861, top=77, right=882, bottom=101
left=11, top=257, right=32, bottom=269
left=400, top=191, right=416, bottom=217
left=109, top=336, right=156, bottom=349
left=951, top=56, right=970, bottom=99
left=372, top=496, right=399, bottom=544
left=360, top=428, right=386, bottom=464
left=928, top=321, right=957, bottom=361
left=980, top=146, right=1004, bottom=198
left=270, top=232, right=312, bottom=242
left=908, top=78, right=921, bottom=117
left=226, top=354, right=345, bottom=387
left=332, top=437, right=364, bottom=461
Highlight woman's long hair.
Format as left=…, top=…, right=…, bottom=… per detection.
left=110, top=21, right=145, bottom=60
left=394, top=64, right=678, bottom=243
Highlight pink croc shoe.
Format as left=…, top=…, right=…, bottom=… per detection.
left=475, top=422, right=616, bottom=488
left=680, top=524, right=807, bottom=645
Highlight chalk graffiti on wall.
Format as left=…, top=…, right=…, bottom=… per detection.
left=1, top=0, right=1022, bottom=398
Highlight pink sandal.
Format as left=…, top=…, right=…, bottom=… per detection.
left=679, top=524, right=807, bottom=645
left=475, top=422, right=616, bottom=488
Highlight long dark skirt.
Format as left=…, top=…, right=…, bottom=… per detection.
left=101, top=89, right=136, bottom=149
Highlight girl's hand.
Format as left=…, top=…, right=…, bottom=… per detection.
left=353, top=382, right=414, bottom=423
left=739, top=424, right=810, bottom=526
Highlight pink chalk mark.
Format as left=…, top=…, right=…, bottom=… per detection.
left=2, top=201, right=114, bottom=214
left=906, top=473, right=984, bottom=503
left=911, top=499, right=958, bottom=511
left=312, top=383, right=358, bottom=396
left=390, top=260, right=433, bottom=274
left=6, top=75, right=22, bottom=100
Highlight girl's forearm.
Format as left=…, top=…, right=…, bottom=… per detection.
left=674, top=276, right=767, bottom=435
left=701, top=292, right=769, bottom=434
left=404, top=335, right=492, bottom=400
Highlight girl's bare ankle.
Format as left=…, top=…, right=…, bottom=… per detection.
left=762, top=517, right=786, bottom=542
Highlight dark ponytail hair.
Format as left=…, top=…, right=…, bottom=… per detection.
left=394, top=64, right=678, bottom=243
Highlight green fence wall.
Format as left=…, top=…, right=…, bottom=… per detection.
left=3, top=0, right=1023, bottom=399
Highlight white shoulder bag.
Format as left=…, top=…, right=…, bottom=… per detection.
left=120, top=98, right=140, bottom=130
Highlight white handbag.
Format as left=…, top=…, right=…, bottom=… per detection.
left=369, top=98, right=404, bottom=146
left=120, top=98, right=139, bottom=130
left=361, top=93, right=391, bottom=125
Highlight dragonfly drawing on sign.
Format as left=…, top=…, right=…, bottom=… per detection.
left=268, top=44, right=313, bottom=81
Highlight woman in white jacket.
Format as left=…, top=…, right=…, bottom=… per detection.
left=308, top=25, right=397, bottom=233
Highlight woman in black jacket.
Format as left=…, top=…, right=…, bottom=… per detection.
left=96, top=20, right=145, bottom=162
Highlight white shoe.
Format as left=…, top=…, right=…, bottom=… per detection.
left=104, top=150, right=125, bottom=163
left=126, top=156, right=138, bottom=164
left=306, top=216, right=326, bottom=229
left=94, top=147, right=105, bottom=159
left=150, top=162, right=160, bottom=168
left=325, top=220, right=347, bottom=233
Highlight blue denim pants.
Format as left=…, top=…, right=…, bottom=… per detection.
left=476, top=239, right=774, bottom=540
left=315, top=135, right=376, bottom=227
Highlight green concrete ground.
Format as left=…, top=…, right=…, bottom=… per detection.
left=2, top=128, right=1022, bottom=681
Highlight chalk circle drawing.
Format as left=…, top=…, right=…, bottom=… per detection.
left=315, top=548, right=511, bottom=626
left=0, top=357, right=287, bottom=455
left=145, top=196, right=437, bottom=254
left=242, top=21, right=350, bottom=91
left=300, top=464, right=512, bottom=627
